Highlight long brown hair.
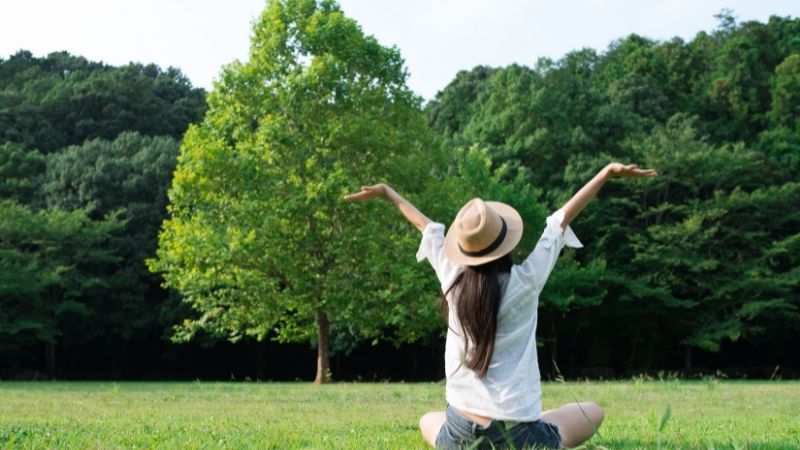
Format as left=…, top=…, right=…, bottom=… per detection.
left=440, top=253, right=513, bottom=378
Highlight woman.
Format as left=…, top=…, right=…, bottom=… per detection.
left=345, top=162, right=656, bottom=449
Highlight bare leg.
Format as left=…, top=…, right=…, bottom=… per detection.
left=419, top=411, right=446, bottom=447
left=540, top=401, right=604, bottom=448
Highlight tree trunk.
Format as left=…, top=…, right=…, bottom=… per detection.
left=45, top=342, right=56, bottom=378
left=684, top=346, right=693, bottom=370
left=314, top=310, right=331, bottom=384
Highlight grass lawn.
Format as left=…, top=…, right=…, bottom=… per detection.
left=0, top=380, right=798, bottom=449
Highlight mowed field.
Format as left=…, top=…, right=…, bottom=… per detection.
left=0, top=380, right=798, bottom=449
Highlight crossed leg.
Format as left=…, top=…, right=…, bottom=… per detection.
left=419, top=402, right=603, bottom=448
left=419, top=411, right=446, bottom=446
left=540, top=401, right=605, bottom=448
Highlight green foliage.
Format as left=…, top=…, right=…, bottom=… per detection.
left=0, top=201, right=123, bottom=354
left=42, top=132, right=182, bottom=340
left=0, top=50, right=206, bottom=153
left=459, top=57, right=606, bottom=187
left=429, top=14, right=800, bottom=372
left=0, top=142, right=45, bottom=205
left=557, top=116, right=800, bottom=363
left=0, top=48, right=204, bottom=373
left=768, top=53, right=800, bottom=129
left=2, top=5, right=799, bottom=378
left=626, top=118, right=799, bottom=352
left=757, top=53, right=800, bottom=173
left=426, top=66, right=496, bottom=138
left=151, top=0, right=441, bottom=374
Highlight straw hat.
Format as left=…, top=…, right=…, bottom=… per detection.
left=444, top=198, right=523, bottom=266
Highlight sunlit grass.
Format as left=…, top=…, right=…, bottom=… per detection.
left=0, top=380, right=798, bottom=449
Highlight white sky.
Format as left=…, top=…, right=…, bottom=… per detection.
left=1, top=1, right=799, bottom=100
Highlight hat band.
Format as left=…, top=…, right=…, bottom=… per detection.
left=458, top=218, right=508, bottom=257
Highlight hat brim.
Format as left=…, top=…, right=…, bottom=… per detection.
left=444, top=201, right=523, bottom=266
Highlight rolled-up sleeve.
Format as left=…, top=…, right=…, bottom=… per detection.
left=515, top=208, right=583, bottom=291
left=416, top=222, right=460, bottom=291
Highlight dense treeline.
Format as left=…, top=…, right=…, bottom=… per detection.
left=0, top=51, right=205, bottom=153
left=0, top=51, right=206, bottom=377
left=425, top=13, right=800, bottom=374
left=1, top=8, right=798, bottom=381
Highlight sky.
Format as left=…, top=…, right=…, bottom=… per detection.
left=2, top=1, right=799, bottom=100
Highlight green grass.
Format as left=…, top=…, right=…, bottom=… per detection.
left=0, top=380, right=798, bottom=449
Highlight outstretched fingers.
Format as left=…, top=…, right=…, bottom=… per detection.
left=631, top=167, right=657, bottom=177
left=606, top=162, right=657, bottom=179
left=343, top=185, right=382, bottom=201
left=619, top=164, right=657, bottom=178
left=345, top=184, right=391, bottom=201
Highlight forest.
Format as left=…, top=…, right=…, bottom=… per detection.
left=1, top=5, right=798, bottom=381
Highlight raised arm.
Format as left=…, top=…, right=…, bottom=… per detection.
left=344, top=183, right=431, bottom=232
left=560, top=163, right=657, bottom=230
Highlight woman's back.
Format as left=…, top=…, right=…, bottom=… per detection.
left=418, top=208, right=582, bottom=421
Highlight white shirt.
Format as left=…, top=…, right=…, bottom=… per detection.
left=416, top=208, right=582, bottom=421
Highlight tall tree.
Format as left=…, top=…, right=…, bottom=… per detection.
left=150, top=0, right=439, bottom=383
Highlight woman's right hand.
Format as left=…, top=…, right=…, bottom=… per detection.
left=343, top=184, right=390, bottom=202
left=605, top=163, right=657, bottom=179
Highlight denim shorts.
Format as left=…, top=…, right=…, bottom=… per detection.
left=435, top=405, right=561, bottom=450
